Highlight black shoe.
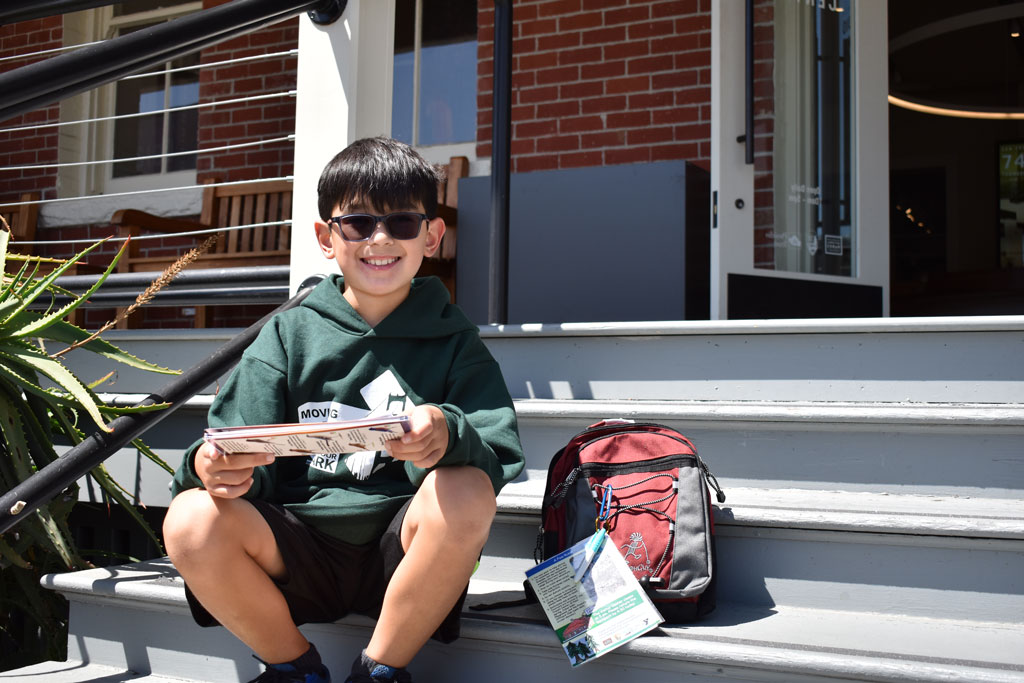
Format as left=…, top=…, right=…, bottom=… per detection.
left=344, top=651, right=411, bottom=683
left=249, top=656, right=331, bottom=682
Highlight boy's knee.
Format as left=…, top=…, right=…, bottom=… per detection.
left=421, top=467, right=496, bottom=536
left=163, top=489, right=234, bottom=559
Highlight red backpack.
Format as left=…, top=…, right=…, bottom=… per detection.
left=535, top=420, right=725, bottom=623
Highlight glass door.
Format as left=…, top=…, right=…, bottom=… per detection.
left=710, top=0, right=890, bottom=319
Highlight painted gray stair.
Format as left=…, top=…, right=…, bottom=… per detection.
left=5, top=554, right=1022, bottom=683
left=10, top=316, right=1020, bottom=681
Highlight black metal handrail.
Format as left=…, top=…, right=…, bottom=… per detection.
left=0, top=0, right=337, bottom=124
left=0, top=275, right=323, bottom=536
left=41, top=266, right=291, bottom=308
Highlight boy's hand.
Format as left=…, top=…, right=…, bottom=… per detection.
left=194, top=441, right=275, bottom=499
left=386, top=404, right=449, bottom=469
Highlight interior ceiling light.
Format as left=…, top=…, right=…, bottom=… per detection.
left=888, top=95, right=1024, bottom=120
left=889, top=4, right=1024, bottom=118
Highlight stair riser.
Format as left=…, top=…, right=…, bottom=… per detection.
left=516, top=415, right=1024, bottom=498
left=483, top=328, right=1024, bottom=404
left=484, top=518, right=1024, bottom=624
left=58, top=597, right=869, bottom=683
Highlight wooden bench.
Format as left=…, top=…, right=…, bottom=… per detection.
left=109, top=157, right=468, bottom=327
left=1, top=192, right=40, bottom=257
left=110, top=179, right=293, bottom=327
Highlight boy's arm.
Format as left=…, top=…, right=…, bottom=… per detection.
left=171, top=352, right=288, bottom=499
left=404, top=336, right=525, bottom=493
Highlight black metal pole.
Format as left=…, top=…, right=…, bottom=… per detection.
left=487, top=0, right=513, bottom=325
left=0, top=0, right=329, bottom=124
left=0, top=276, right=322, bottom=536
left=744, top=0, right=755, bottom=165
left=0, top=0, right=122, bottom=26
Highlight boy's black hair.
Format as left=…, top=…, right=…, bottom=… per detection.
left=317, top=136, right=441, bottom=221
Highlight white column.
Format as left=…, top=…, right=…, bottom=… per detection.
left=289, top=0, right=396, bottom=295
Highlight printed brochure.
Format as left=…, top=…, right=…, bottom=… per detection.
left=203, top=414, right=410, bottom=456
left=525, top=531, right=664, bottom=667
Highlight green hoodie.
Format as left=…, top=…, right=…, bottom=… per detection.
left=171, top=275, right=524, bottom=544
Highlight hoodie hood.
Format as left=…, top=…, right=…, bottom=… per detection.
left=301, top=273, right=477, bottom=339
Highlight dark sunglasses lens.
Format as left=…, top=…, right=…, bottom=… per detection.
left=339, top=215, right=376, bottom=240
left=385, top=213, right=423, bottom=240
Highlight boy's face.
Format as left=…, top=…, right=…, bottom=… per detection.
left=314, top=197, right=445, bottom=323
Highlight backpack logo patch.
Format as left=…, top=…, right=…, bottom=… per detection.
left=621, top=531, right=652, bottom=574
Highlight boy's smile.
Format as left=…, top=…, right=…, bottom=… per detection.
left=315, top=201, right=445, bottom=327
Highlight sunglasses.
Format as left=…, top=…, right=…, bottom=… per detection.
left=327, top=212, right=428, bottom=242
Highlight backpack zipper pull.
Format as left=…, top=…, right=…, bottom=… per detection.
left=698, top=456, right=726, bottom=503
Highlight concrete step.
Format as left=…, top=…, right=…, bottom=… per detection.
left=5, top=558, right=1022, bottom=683
left=81, top=396, right=1024, bottom=510
left=513, top=399, right=1024, bottom=498
left=489, top=485, right=1024, bottom=624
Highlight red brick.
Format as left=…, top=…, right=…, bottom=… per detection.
left=537, top=101, right=580, bottom=118
left=519, top=51, right=559, bottom=71
left=558, top=12, right=604, bottom=32
left=559, top=150, right=604, bottom=168
left=516, top=119, right=559, bottom=138
left=628, top=54, right=675, bottom=74
left=537, top=32, right=581, bottom=51
left=652, top=0, right=700, bottom=18
left=581, top=60, right=626, bottom=80
left=538, top=0, right=583, bottom=17
left=582, top=0, right=624, bottom=9
left=513, top=104, right=537, bottom=120
left=519, top=85, right=561, bottom=104
left=673, top=122, right=710, bottom=141
left=629, top=91, right=674, bottom=109
left=607, top=110, right=650, bottom=128
left=559, top=46, right=603, bottom=66
left=674, top=14, right=710, bottom=34
left=628, top=21, right=675, bottom=40
left=581, top=130, right=626, bottom=148
left=516, top=154, right=559, bottom=173
left=674, top=86, right=710, bottom=106
left=605, top=5, right=650, bottom=25
left=605, top=75, right=650, bottom=94
left=628, top=125, right=674, bottom=144
left=521, top=18, right=558, bottom=36
left=512, top=139, right=537, bottom=155
left=581, top=95, right=627, bottom=114
left=560, top=115, right=604, bottom=133
left=605, top=146, right=651, bottom=165
left=536, top=135, right=580, bottom=152
left=604, top=40, right=649, bottom=60
left=651, top=104, right=699, bottom=124
left=651, top=70, right=698, bottom=89
left=581, top=26, right=626, bottom=45
left=652, top=142, right=700, bottom=161
left=675, top=49, right=710, bottom=70
left=560, top=80, right=604, bottom=99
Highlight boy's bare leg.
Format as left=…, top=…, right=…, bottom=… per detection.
left=366, top=466, right=496, bottom=668
left=163, top=489, right=310, bottom=663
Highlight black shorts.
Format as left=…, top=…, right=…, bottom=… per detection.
left=183, top=497, right=465, bottom=643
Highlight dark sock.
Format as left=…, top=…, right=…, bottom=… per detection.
left=272, top=642, right=325, bottom=674
left=353, top=649, right=408, bottom=681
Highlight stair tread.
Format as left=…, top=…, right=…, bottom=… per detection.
left=0, top=661, right=181, bottom=682
left=497, top=482, right=1024, bottom=538
left=40, top=557, right=1024, bottom=681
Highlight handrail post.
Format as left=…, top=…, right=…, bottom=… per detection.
left=487, top=0, right=513, bottom=325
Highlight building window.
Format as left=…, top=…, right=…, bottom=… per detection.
left=392, top=0, right=477, bottom=148
left=107, top=0, right=201, bottom=188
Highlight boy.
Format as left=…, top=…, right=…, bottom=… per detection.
left=163, top=137, right=525, bottom=683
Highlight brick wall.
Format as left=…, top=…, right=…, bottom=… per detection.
left=476, top=0, right=711, bottom=174
left=197, top=0, right=298, bottom=183
left=0, top=17, right=62, bottom=203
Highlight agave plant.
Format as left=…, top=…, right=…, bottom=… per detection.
left=0, top=225, right=181, bottom=668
